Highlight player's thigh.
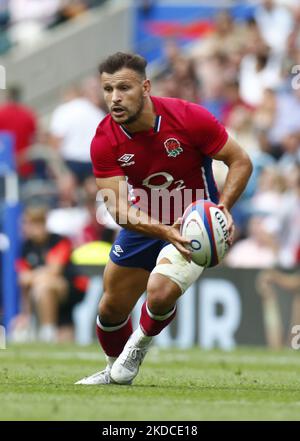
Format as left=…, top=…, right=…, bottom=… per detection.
left=102, top=258, right=150, bottom=311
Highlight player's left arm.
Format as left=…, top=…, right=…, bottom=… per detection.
left=212, top=135, right=253, bottom=243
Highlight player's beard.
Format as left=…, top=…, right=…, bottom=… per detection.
left=122, top=95, right=144, bottom=125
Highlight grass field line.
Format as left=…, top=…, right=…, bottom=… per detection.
left=195, top=351, right=300, bottom=366
left=0, top=350, right=188, bottom=363
left=1, top=347, right=300, bottom=366
left=175, top=400, right=300, bottom=407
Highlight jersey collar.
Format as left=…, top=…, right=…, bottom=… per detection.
left=119, top=114, right=162, bottom=139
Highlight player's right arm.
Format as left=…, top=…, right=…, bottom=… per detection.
left=95, top=175, right=192, bottom=261
left=91, top=129, right=191, bottom=260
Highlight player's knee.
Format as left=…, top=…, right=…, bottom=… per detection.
left=32, top=273, right=51, bottom=286
left=147, top=274, right=180, bottom=312
left=98, top=294, right=127, bottom=324
left=31, top=283, right=55, bottom=302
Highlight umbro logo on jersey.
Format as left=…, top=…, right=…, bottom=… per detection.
left=118, top=154, right=135, bottom=167
left=112, top=244, right=124, bottom=257
left=164, top=138, right=183, bottom=158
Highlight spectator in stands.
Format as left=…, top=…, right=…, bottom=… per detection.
left=46, top=176, right=90, bottom=242
left=278, top=132, right=300, bottom=172
left=250, top=166, right=286, bottom=219
left=255, top=0, right=294, bottom=53
left=74, top=176, right=118, bottom=247
left=9, top=0, right=61, bottom=46
left=7, top=0, right=108, bottom=50
left=0, top=85, right=37, bottom=181
left=277, top=164, right=300, bottom=268
left=49, top=77, right=105, bottom=185
left=267, top=87, right=300, bottom=159
left=46, top=172, right=118, bottom=245
left=225, top=215, right=278, bottom=268
left=239, top=44, right=282, bottom=107
left=242, top=139, right=276, bottom=200
left=153, top=73, right=179, bottom=100
left=222, top=80, right=258, bottom=153
left=191, top=10, right=246, bottom=60
left=256, top=268, right=300, bottom=348
left=14, top=206, right=85, bottom=342
left=196, top=52, right=230, bottom=119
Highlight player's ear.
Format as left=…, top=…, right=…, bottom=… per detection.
left=142, top=79, right=151, bottom=96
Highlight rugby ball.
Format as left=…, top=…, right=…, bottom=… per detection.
left=180, top=200, right=229, bottom=267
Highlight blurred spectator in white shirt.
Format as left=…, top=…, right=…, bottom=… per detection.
left=225, top=215, right=278, bottom=268
left=239, top=47, right=282, bottom=107
left=255, top=0, right=294, bottom=53
left=9, top=0, right=61, bottom=45
left=49, top=76, right=105, bottom=184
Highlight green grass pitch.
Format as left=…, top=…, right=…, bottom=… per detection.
left=0, top=343, right=300, bottom=421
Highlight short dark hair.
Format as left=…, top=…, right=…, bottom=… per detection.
left=98, top=52, right=147, bottom=79
left=24, top=206, right=48, bottom=224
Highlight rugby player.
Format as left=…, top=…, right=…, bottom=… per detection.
left=76, top=52, right=252, bottom=385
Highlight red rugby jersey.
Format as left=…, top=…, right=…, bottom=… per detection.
left=91, top=96, right=228, bottom=224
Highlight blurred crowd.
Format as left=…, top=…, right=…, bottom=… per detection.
left=0, top=0, right=108, bottom=54
left=0, top=0, right=300, bottom=342
left=152, top=0, right=300, bottom=270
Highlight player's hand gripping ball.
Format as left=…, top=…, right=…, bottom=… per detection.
left=180, top=200, right=229, bottom=267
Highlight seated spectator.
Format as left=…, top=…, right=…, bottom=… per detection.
left=46, top=175, right=90, bottom=242
left=46, top=173, right=118, bottom=245
left=78, top=197, right=115, bottom=245
left=13, top=206, right=85, bottom=342
left=225, top=215, right=278, bottom=268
